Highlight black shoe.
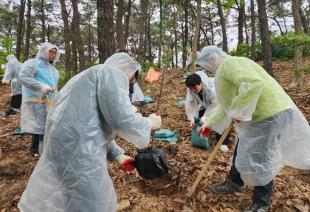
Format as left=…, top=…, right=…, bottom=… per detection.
left=244, top=202, right=270, bottom=212
left=209, top=179, right=244, bottom=194
left=4, top=108, right=17, bottom=116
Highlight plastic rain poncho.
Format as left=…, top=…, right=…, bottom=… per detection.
left=18, top=53, right=152, bottom=212
left=185, top=71, right=216, bottom=121
left=19, top=42, right=60, bottom=134
left=196, top=46, right=310, bottom=186
left=3, top=55, right=22, bottom=96
left=131, top=83, right=145, bottom=103
left=105, top=54, right=145, bottom=103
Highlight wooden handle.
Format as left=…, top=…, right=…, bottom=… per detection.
left=187, top=121, right=233, bottom=197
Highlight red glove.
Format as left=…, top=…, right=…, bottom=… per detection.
left=198, top=127, right=211, bottom=137
left=120, top=159, right=135, bottom=172
left=117, top=155, right=136, bottom=172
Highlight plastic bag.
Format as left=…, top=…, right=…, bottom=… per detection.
left=134, top=147, right=171, bottom=179
left=191, top=117, right=210, bottom=149
left=154, top=129, right=180, bottom=142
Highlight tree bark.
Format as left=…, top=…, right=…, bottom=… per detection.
left=300, top=8, right=310, bottom=34
left=250, top=0, right=256, bottom=61
left=292, top=0, right=304, bottom=87
left=72, top=0, right=86, bottom=71
left=257, top=0, right=273, bottom=76
left=216, top=0, right=228, bottom=52
left=124, top=0, right=132, bottom=48
left=24, top=0, right=32, bottom=60
left=237, top=0, right=245, bottom=44
left=97, top=0, right=115, bottom=63
left=158, top=0, right=162, bottom=68
left=40, top=0, right=46, bottom=43
left=207, top=6, right=214, bottom=45
left=182, top=0, right=189, bottom=68
left=192, top=0, right=201, bottom=64
left=16, top=0, right=26, bottom=60
left=116, top=0, right=126, bottom=50
left=59, top=0, right=72, bottom=76
left=70, top=22, right=78, bottom=76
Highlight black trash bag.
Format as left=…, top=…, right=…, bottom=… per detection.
left=134, top=147, right=171, bottom=179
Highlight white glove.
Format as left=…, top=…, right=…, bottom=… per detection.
left=116, top=154, right=132, bottom=164
left=147, top=113, right=162, bottom=130
left=41, top=84, right=53, bottom=94
left=1, top=79, right=10, bottom=84
left=116, top=154, right=135, bottom=172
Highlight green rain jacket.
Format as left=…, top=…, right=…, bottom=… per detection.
left=206, top=56, right=295, bottom=131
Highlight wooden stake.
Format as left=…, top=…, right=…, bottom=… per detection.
left=187, top=121, right=233, bottom=197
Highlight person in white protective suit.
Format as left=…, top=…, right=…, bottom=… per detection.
left=184, top=72, right=230, bottom=150
left=18, top=52, right=162, bottom=212
left=195, top=46, right=310, bottom=212
left=1, top=54, right=23, bottom=116
left=19, top=42, right=60, bottom=158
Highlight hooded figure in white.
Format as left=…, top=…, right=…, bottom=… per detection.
left=19, top=42, right=60, bottom=135
left=2, top=54, right=22, bottom=96
left=185, top=71, right=216, bottom=123
left=18, top=53, right=161, bottom=212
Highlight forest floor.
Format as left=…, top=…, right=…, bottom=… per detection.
left=0, top=59, right=309, bottom=212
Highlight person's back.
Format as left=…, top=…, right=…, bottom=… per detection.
left=216, top=56, right=294, bottom=121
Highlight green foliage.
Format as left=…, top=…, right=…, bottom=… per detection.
left=230, top=33, right=310, bottom=60
left=140, top=60, right=158, bottom=73
left=55, top=64, right=71, bottom=90
left=0, top=35, right=15, bottom=74
left=230, top=43, right=251, bottom=58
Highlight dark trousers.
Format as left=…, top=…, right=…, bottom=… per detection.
left=30, top=134, right=44, bottom=154
left=11, top=94, right=22, bottom=109
left=228, top=142, right=273, bottom=206
left=198, top=108, right=230, bottom=145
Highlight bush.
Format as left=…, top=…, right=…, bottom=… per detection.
left=55, top=64, right=71, bottom=90
left=230, top=33, right=310, bottom=61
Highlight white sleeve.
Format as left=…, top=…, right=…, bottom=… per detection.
left=96, top=66, right=151, bottom=149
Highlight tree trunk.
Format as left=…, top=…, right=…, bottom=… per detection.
left=40, top=0, right=46, bottom=42
left=70, top=22, right=78, bottom=76
left=244, top=8, right=249, bottom=45
left=116, top=0, right=126, bottom=50
left=147, top=15, right=152, bottom=61
left=16, top=0, right=26, bottom=60
left=292, top=0, right=303, bottom=86
left=124, top=0, right=132, bottom=48
left=59, top=0, right=72, bottom=76
left=300, top=8, right=310, bottom=34
left=207, top=7, right=214, bottom=45
left=182, top=0, right=189, bottom=68
left=250, top=0, right=256, bottom=61
left=237, top=1, right=245, bottom=44
left=269, top=16, right=284, bottom=35
left=24, top=0, right=31, bottom=60
left=257, top=0, right=273, bottom=76
left=216, top=0, right=228, bottom=52
left=138, top=0, right=148, bottom=60
left=97, top=0, right=115, bottom=63
left=72, top=0, right=86, bottom=71
left=158, top=0, right=162, bottom=68
left=192, top=0, right=201, bottom=64
left=174, top=17, right=178, bottom=68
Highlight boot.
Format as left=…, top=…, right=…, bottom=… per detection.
left=209, top=178, right=244, bottom=194
left=244, top=202, right=270, bottom=212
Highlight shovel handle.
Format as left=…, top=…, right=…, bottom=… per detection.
left=187, top=121, right=233, bottom=197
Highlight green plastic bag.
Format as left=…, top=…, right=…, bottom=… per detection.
left=155, top=129, right=180, bottom=142
left=191, top=117, right=210, bottom=149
